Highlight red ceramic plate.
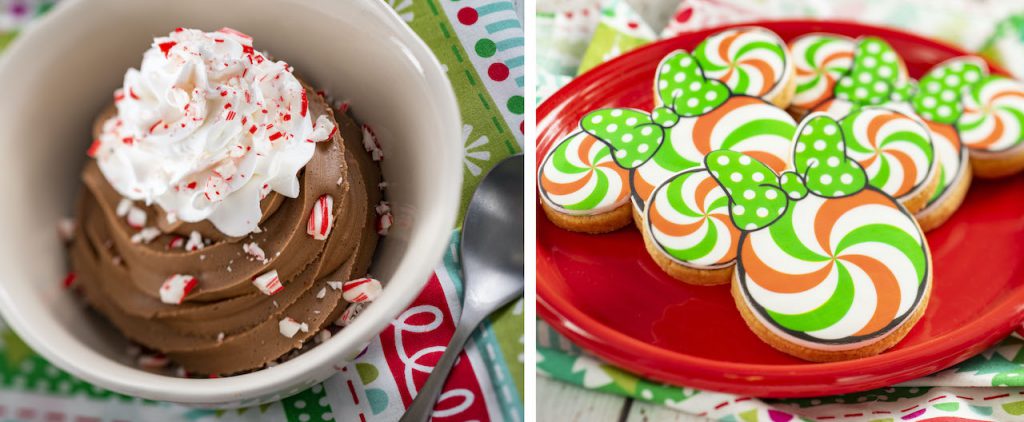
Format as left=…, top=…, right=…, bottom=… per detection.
left=537, top=20, right=1024, bottom=398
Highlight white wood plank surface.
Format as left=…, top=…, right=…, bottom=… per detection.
left=537, top=376, right=628, bottom=421
left=624, top=402, right=709, bottom=422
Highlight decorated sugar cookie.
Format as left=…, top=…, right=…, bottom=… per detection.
left=707, top=114, right=931, bottom=362
left=538, top=131, right=632, bottom=233
left=838, top=107, right=937, bottom=213
left=811, top=36, right=915, bottom=119
left=579, top=49, right=796, bottom=227
left=911, top=56, right=1024, bottom=178
left=642, top=167, right=740, bottom=285
left=693, top=27, right=797, bottom=107
left=789, top=34, right=856, bottom=114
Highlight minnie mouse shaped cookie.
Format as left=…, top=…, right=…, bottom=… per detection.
left=704, top=114, right=931, bottom=361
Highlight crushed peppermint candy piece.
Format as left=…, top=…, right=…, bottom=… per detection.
left=327, top=281, right=343, bottom=290
left=306, top=195, right=334, bottom=240
left=335, top=303, right=364, bottom=326
left=377, top=213, right=393, bottom=236
left=374, top=201, right=390, bottom=215
left=131, top=227, right=162, bottom=244
left=307, top=115, right=337, bottom=143
left=362, top=124, right=384, bottom=161
left=336, top=176, right=344, bottom=186
left=57, top=218, right=76, bottom=242
left=316, top=287, right=327, bottom=299
left=342, top=277, right=382, bottom=303
left=175, top=366, right=190, bottom=378
left=185, top=231, right=204, bottom=251
left=252, top=270, right=282, bottom=295
left=278, top=317, right=309, bottom=338
left=116, top=198, right=133, bottom=217
left=137, top=353, right=169, bottom=369
left=378, top=181, right=388, bottom=190
left=112, top=256, right=123, bottom=266
left=243, top=242, right=266, bottom=261
left=204, top=175, right=228, bottom=202
left=62, top=272, right=77, bottom=289
left=160, top=274, right=198, bottom=305
left=126, top=206, right=147, bottom=229
left=217, top=332, right=225, bottom=343
left=167, top=236, right=185, bottom=250
left=315, top=330, right=332, bottom=344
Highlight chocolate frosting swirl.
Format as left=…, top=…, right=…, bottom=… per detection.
left=69, top=87, right=381, bottom=374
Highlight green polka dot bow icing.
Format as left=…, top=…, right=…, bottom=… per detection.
left=706, top=114, right=867, bottom=231
left=655, top=50, right=729, bottom=115
left=834, top=37, right=912, bottom=106
left=912, top=57, right=988, bottom=124
left=581, top=51, right=730, bottom=169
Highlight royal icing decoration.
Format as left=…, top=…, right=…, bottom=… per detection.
left=538, top=131, right=630, bottom=215
left=160, top=274, right=198, bottom=305
left=707, top=115, right=929, bottom=349
left=958, top=76, right=1024, bottom=152
left=646, top=168, right=739, bottom=267
left=342, top=277, right=382, bottom=303
left=790, top=34, right=855, bottom=110
left=834, top=37, right=913, bottom=105
left=307, top=194, right=334, bottom=240
left=839, top=108, right=935, bottom=200
left=693, top=27, right=792, bottom=99
left=923, top=121, right=966, bottom=205
left=578, top=50, right=796, bottom=212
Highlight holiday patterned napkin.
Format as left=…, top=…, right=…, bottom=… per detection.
left=537, top=0, right=1024, bottom=420
left=0, top=0, right=523, bottom=421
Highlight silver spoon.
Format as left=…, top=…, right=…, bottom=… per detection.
left=400, top=153, right=525, bottom=422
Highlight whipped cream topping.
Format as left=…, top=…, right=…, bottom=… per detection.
left=91, top=28, right=334, bottom=236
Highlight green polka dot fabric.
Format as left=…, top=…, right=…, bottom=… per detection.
left=580, top=108, right=664, bottom=168
left=655, top=51, right=729, bottom=115
left=834, top=37, right=907, bottom=106
left=793, top=115, right=868, bottom=197
left=705, top=150, right=789, bottom=231
left=913, top=57, right=989, bottom=124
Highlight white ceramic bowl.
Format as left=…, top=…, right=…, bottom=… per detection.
left=0, top=0, right=462, bottom=407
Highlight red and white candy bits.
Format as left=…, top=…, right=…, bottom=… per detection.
left=306, top=115, right=337, bottom=143
left=278, top=317, right=309, bottom=338
left=335, top=303, right=364, bottom=326
left=243, top=241, right=266, bottom=261
left=361, top=124, right=384, bottom=161
left=126, top=206, right=147, bottom=229
left=160, top=274, right=198, bottom=305
left=252, top=270, right=283, bottom=295
left=185, top=230, right=204, bottom=251
left=377, top=213, right=393, bottom=236
left=131, top=227, right=161, bottom=244
left=342, top=277, right=382, bottom=303
left=306, top=195, right=334, bottom=240
left=137, top=353, right=169, bottom=369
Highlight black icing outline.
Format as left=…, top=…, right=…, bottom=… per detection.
left=628, top=94, right=793, bottom=213
left=689, top=26, right=791, bottom=102
left=734, top=185, right=931, bottom=346
left=643, top=167, right=737, bottom=269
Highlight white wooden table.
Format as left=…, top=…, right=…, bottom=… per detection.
left=537, top=376, right=708, bottom=421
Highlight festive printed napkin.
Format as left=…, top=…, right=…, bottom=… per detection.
left=537, top=0, right=1024, bottom=420
left=0, top=0, right=523, bottom=421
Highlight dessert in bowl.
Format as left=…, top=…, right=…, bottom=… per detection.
left=0, top=0, right=461, bottom=407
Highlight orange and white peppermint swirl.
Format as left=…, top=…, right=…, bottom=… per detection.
left=539, top=132, right=630, bottom=215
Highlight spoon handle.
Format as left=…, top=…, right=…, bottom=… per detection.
left=399, top=315, right=481, bottom=422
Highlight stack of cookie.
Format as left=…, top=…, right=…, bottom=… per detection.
left=537, top=26, right=1024, bottom=362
